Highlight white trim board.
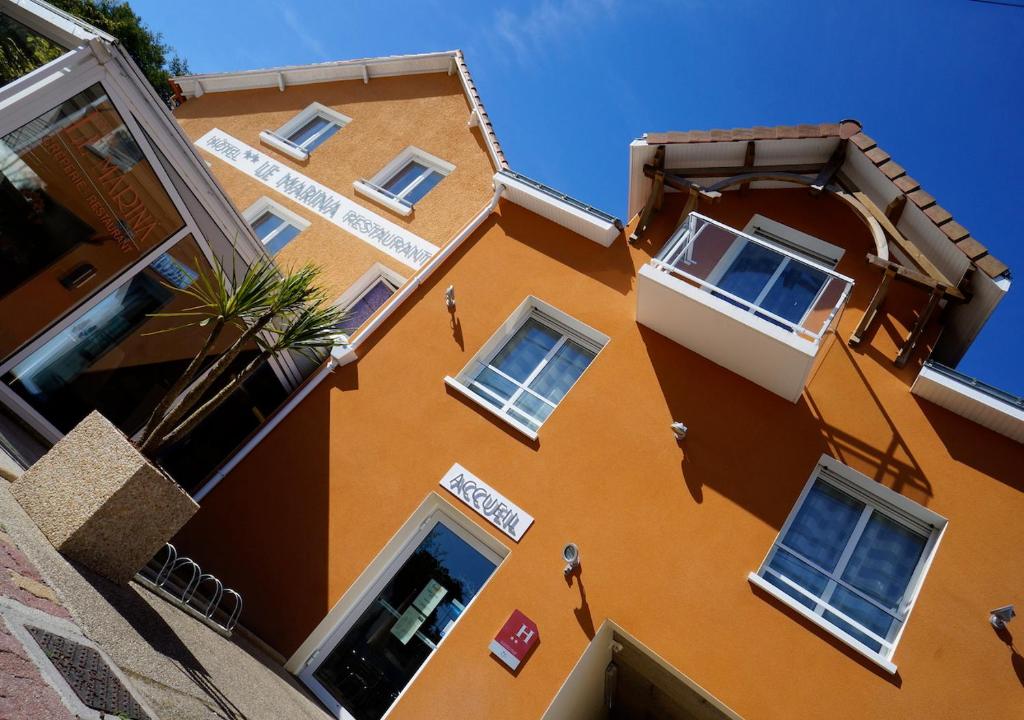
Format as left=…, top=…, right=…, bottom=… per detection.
left=195, top=128, right=439, bottom=269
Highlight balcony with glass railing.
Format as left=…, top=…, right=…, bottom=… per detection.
left=637, top=213, right=854, bottom=402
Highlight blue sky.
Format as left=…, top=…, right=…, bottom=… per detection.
left=133, top=0, right=1024, bottom=393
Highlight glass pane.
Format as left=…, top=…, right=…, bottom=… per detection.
left=0, top=83, right=183, bottom=360
left=759, top=261, right=829, bottom=325
left=510, top=392, right=552, bottom=428
left=303, top=122, right=340, bottom=152
left=1, top=236, right=230, bottom=435
left=528, top=339, right=595, bottom=404
left=766, top=548, right=829, bottom=610
left=489, top=318, right=560, bottom=384
left=402, top=170, right=444, bottom=205
left=250, top=211, right=284, bottom=240
left=382, top=161, right=427, bottom=195
left=263, top=223, right=301, bottom=255
left=841, top=512, right=927, bottom=611
left=715, top=241, right=784, bottom=304
left=341, top=280, right=396, bottom=332
left=825, top=585, right=895, bottom=653
left=0, top=13, right=68, bottom=87
left=312, top=522, right=497, bottom=720
left=780, top=480, right=864, bottom=573
left=288, top=116, right=333, bottom=148
left=470, top=367, right=517, bottom=406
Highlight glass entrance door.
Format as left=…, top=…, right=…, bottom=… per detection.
left=302, top=516, right=500, bottom=720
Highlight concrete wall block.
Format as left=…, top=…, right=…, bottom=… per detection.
left=11, top=412, right=198, bottom=584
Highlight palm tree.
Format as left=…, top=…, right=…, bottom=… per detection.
left=137, top=256, right=345, bottom=459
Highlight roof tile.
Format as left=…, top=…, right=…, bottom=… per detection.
left=865, top=146, right=890, bottom=164
left=893, top=175, right=920, bottom=193
left=879, top=161, right=906, bottom=180
left=907, top=189, right=936, bottom=208
left=941, top=220, right=970, bottom=242
left=850, top=132, right=877, bottom=151
left=976, top=254, right=1010, bottom=278
left=924, top=204, right=953, bottom=225
left=956, top=236, right=988, bottom=260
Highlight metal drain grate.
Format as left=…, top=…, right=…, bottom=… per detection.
left=26, top=625, right=150, bottom=720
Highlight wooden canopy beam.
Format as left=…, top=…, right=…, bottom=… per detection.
left=704, top=172, right=822, bottom=193
left=866, top=254, right=966, bottom=302
left=658, top=162, right=824, bottom=178
left=885, top=194, right=907, bottom=225
left=849, top=266, right=895, bottom=347
left=895, top=284, right=945, bottom=367
left=630, top=145, right=666, bottom=244
left=739, top=141, right=756, bottom=192
left=852, top=190, right=958, bottom=291
left=811, top=140, right=848, bottom=193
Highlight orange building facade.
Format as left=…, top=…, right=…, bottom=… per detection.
left=169, top=54, right=1023, bottom=719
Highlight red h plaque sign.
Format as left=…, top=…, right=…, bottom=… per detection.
left=489, top=610, right=539, bottom=671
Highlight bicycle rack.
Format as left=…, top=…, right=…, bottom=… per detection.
left=136, top=543, right=243, bottom=635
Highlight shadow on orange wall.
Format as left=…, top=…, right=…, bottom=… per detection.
left=749, top=580, right=903, bottom=686
left=170, top=360, right=355, bottom=654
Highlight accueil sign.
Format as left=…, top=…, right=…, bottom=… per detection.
left=195, top=129, right=438, bottom=270
left=439, top=464, right=534, bottom=542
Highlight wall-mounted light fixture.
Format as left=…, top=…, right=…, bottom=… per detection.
left=990, top=605, right=1016, bottom=629
left=562, top=543, right=580, bottom=577
left=671, top=421, right=688, bottom=441
left=444, top=285, right=456, bottom=312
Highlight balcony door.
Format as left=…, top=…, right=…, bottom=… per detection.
left=706, top=215, right=844, bottom=331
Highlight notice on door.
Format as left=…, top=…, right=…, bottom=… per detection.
left=390, top=580, right=448, bottom=645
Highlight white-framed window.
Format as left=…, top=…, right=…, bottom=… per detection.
left=704, top=215, right=846, bottom=332
left=294, top=492, right=507, bottom=720
left=332, top=263, right=405, bottom=334
left=354, top=146, right=454, bottom=216
left=445, top=297, right=608, bottom=440
left=748, top=454, right=946, bottom=673
left=259, top=102, right=351, bottom=160
left=242, top=197, right=310, bottom=256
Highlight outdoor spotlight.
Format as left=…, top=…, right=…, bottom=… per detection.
left=562, top=543, right=580, bottom=576
left=990, top=605, right=1016, bottom=629
left=444, top=285, right=456, bottom=311
left=671, top=421, right=688, bottom=441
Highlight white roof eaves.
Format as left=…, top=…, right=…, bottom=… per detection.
left=172, top=50, right=459, bottom=97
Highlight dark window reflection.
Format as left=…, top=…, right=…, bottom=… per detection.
left=0, top=13, right=68, bottom=87
left=1, top=235, right=288, bottom=491
left=312, top=522, right=497, bottom=720
left=0, top=83, right=183, bottom=359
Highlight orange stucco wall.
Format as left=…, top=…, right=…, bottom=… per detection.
left=173, top=73, right=496, bottom=300
left=174, top=187, right=1023, bottom=719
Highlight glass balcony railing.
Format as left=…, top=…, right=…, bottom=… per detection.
left=649, top=213, right=854, bottom=345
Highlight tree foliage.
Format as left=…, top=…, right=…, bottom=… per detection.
left=47, top=1, right=187, bottom=102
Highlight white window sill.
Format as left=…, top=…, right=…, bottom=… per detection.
left=259, top=130, right=309, bottom=161
left=444, top=376, right=539, bottom=441
left=354, top=180, right=413, bottom=217
left=747, top=572, right=898, bottom=675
